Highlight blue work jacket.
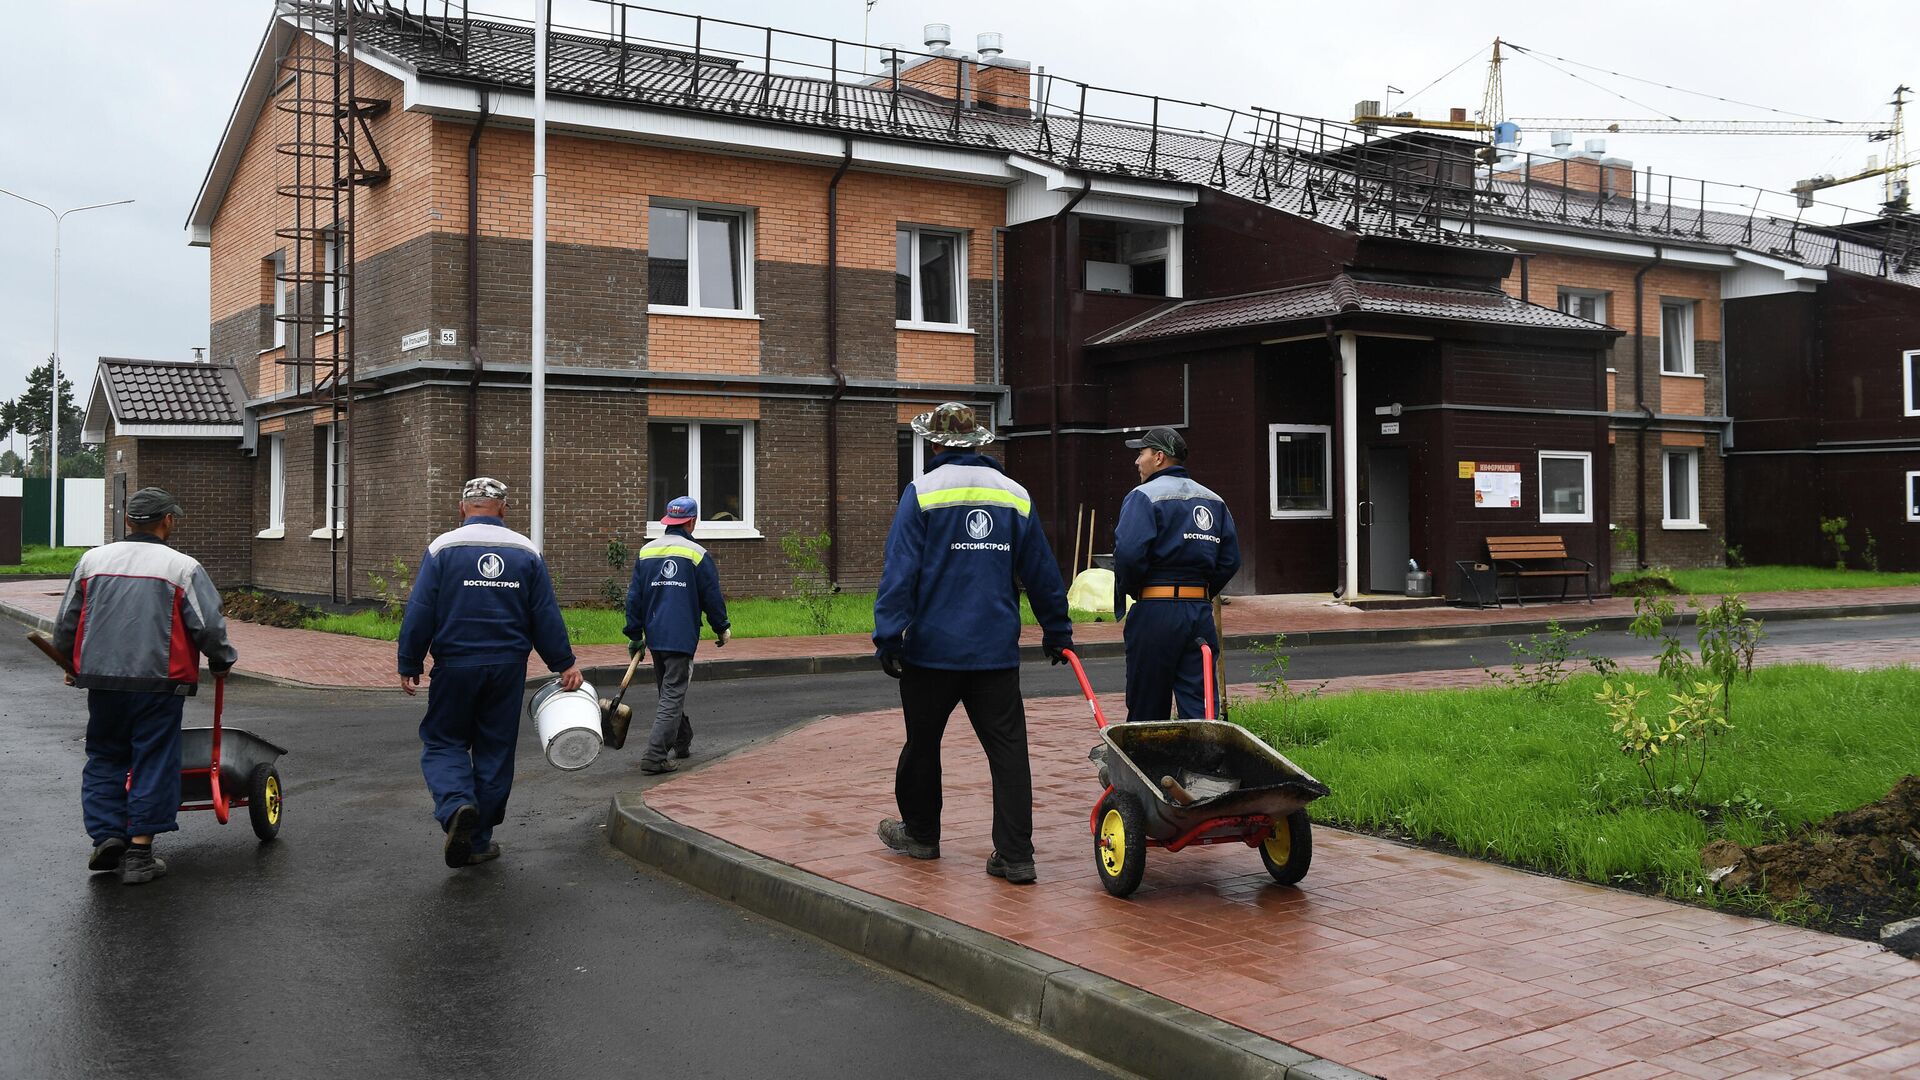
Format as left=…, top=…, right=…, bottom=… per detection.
left=397, top=516, right=576, bottom=676
left=874, top=451, right=1073, bottom=671
left=1112, top=466, right=1243, bottom=605
left=624, top=527, right=730, bottom=656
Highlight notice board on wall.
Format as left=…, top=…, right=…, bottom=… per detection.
left=1471, top=462, right=1522, bottom=508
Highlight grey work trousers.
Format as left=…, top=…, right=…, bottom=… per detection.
left=645, top=651, right=695, bottom=764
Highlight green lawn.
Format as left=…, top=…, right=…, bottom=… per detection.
left=307, top=591, right=1108, bottom=643
left=1614, top=564, right=1920, bottom=594
left=1235, top=665, right=1920, bottom=904
left=0, top=545, right=86, bottom=576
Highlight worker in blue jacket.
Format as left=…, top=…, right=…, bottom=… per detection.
left=398, top=477, right=580, bottom=869
left=873, top=402, right=1074, bottom=886
left=624, top=495, right=731, bottom=775
left=1112, top=427, right=1242, bottom=723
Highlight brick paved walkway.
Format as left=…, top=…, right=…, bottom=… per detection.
left=4, top=576, right=1919, bottom=691
left=648, top=646, right=1920, bottom=1079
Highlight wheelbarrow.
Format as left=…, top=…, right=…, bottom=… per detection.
left=176, top=676, right=287, bottom=841
left=1063, top=647, right=1329, bottom=898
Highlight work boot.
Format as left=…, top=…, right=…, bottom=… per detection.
left=877, top=818, right=939, bottom=860
left=87, top=837, right=129, bottom=873
left=467, top=843, right=502, bottom=866
left=118, top=844, right=168, bottom=886
left=443, top=804, right=479, bottom=868
left=986, top=851, right=1037, bottom=885
left=639, top=758, right=677, bottom=775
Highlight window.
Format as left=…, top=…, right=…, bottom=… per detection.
left=1268, top=424, right=1332, bottom=518
left=311, top=423, right=345, bottom=537
left=895, top=226, right=966, bottom=327
left=896, top=427, right=926, bottom=495
left=1904, top=350, right=1920, bottom=417
left=268, top=252, right=287, bottom=349
left=1663, top=449, right=1701, bottom=527
left=648, top=421, right=756, bottom=536
left=1909, top=472, right=1920, bottom=523
left=1660, top=300, right=1695, bottom=374
left=322, top=231, right=342, bottom=330
left=262, top=434, right=286, bottom=536
left=1539, top=451, right=1593, bottom=523
left=1080, top=218, right=1179, bottom=298
left=1557, top=288, right=1606, bottom=324
left=648, top=203, right=751, bottom=312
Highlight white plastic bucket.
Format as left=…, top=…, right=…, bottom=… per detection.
left=529, top=679, right=602, bottom=771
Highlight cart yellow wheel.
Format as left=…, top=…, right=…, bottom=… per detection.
left=1094, top=792, right=1147, bottom=898
left=248, top=764, right=282, bottom=842
left=1259, top=809, right=1312, bottom=885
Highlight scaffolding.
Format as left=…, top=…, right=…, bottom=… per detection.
left=272, top=0, right=391, bottom=602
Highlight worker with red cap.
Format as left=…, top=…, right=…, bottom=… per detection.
left=625, top=495, right=731, bottom=775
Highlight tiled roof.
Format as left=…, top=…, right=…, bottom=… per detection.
left=333, top=10, right=1916, bottom=285
left=98, top=358, right=244, bottom=426
left=1090, top=275, right=1615, bottom=347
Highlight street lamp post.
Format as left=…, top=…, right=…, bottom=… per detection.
left=0, top=189, right=134, bottom=547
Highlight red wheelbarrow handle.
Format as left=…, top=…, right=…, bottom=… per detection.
left=1060, top=649, right=1109, bottom=730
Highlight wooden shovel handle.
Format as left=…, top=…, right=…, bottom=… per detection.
left=619, top=649, right=643, bottom=692
left=27, top=631, right=76, bottom=676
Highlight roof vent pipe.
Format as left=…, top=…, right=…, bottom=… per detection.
left=879, top=45, right=905, bottom=76
left=923, top=23, right=951, bottom=50
left=1550, top=130, right=1573, bottom=154
left=976, top=32, right=1003, bottom=60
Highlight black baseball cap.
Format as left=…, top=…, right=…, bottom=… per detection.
left=1125, top=426, right=1187, bottom=460
left=126, top=487, right=185, bottom=522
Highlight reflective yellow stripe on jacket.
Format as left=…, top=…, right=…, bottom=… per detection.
left=915, top=486, right=1032, bottom=516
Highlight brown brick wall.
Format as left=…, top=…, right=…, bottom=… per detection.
left=1609, top=430, right=1726, bottom=570
left=106, top=422, right=253, bottom=588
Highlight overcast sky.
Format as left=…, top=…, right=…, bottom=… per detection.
left=3, top=0, right=1914, bottom=416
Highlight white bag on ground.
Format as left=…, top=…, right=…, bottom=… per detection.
left=1067, top=568, right=1115, bottom=614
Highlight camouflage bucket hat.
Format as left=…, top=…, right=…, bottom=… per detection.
left=911, top=402, right=995, bottom=448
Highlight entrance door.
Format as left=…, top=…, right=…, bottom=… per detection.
left=1366, top=446, right=1410, bottom=593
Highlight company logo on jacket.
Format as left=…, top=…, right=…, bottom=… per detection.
left=662, top=559, right=680, bottom=579
left=464, top=549, right=522, bottom=588
left=1192, top=505, right=1214, bottom=531
left=966, top=509, right=994, bottom=539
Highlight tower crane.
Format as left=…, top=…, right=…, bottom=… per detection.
left=1791, top=86, right=1912, bottom=213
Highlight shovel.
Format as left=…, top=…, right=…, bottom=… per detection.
left=600, top=651, right=643, bottom=750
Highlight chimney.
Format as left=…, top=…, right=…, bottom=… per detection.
left=879, top=43, right=906, bottom=81
left=972, top=32, right=1030, bottom=116
left=922, top=23, right=951, bottom=50
left=1449, top=107, right=1467, bottom=124
left=976, top=32, right=1003, bottom=60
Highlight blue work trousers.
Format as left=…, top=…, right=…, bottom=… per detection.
left=419, top=662, right=526, bottom=851
left=83, top=690, right=187, bottom=842
left=1121, top=599, right=1220, bottom=723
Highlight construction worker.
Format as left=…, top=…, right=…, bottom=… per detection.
left=873, top=402, right=1074, bottom=886
left=1112, top=427, right=1241, bottom=723
left=398, top=477, right=581, bottom=869
left=52, top=487, right=239, bottom=885
left=624, top=495, right=731, bottom=776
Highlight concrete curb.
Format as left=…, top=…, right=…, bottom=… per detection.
left=607, top=790, right=1371, bottom=1080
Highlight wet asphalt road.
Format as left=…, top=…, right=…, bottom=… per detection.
left=2, top=611, right=1911, bottom=1080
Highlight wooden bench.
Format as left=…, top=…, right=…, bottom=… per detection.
left=1480, top=535, right=1594, bottom=608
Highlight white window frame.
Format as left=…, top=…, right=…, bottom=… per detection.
left=1660, top=299, right=1696, bottom=375
left=258, top=434, right=286, bottom=538
left=644, top=420, right=760, bottom=540
left=321, top=231, right=340, bottom=330
left=1557, top=287, right=1607, bottom=324
left=646, top=200, right=756, bottom=317
left=1903, top=349, right=1920, bottom=417
left=895, top=225, right=970, bottom=331
left=1906, top=471, right=1920, bottom=523
left=1267, top=423, right=1334, bottom=519
left=269, top=251, right=287, bottom=350
left=1662, top=448, right=1702, bottom=529
left=1538, top=450, right=1594, bottom=524
left=898, top=426, right=926, bottom=492
left=310, top=423, right=346, bottom=539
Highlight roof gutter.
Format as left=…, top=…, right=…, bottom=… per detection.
left=824, top=139, right=854, bottom=587
left=1633, top=246, right=1663, bottom=569
left=465, top=89, right=491, bottom=481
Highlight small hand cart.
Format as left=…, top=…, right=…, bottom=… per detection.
left=175, top=677, right=287, bottom=841
left=1064, top=648, right=1328, bottom=898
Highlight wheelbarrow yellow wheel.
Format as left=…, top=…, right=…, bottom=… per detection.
left=1094, top=792, right=1147, bottom=898
left=1259, top=809, right=1312, bottom=885
left=248, top=764, right=282, bottom=842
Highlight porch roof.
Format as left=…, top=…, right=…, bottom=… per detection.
left=82, top=358, right=246, bottom=442
left=1087, top=274, right=1618, bottom=349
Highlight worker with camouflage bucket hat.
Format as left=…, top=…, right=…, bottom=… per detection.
left=873, top=402, right=1074, bottom=886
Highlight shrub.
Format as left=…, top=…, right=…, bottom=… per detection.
left=1820, top=516, right=1850, bottom=570
left=365, top=557, right=412, bottom=622
left=1477, top=619, right=1617, bottom=697
left=780, top=530, right=836, bottom=636
left=1249, top=633, right=1324, bottom=722
left=599, top=536, right=630, bottom=607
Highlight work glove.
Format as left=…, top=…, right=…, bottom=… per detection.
left=715, top=628, right=731, bottom=648
left=1044, top=638, right=1073, bottom=666
left=879, top=652, right=906, bottom=679
left=628, top=639, right=644, bottom=658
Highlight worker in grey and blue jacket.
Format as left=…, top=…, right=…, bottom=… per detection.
left=624, top=495, right=730, bottom=775
left=398, top=477, right=580, bottom=869
left=872, top=402, right=1073, bottom=886
left=53, top=487, right=238, bottom=885
left=1112, top=426, right=1242, bottom=723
